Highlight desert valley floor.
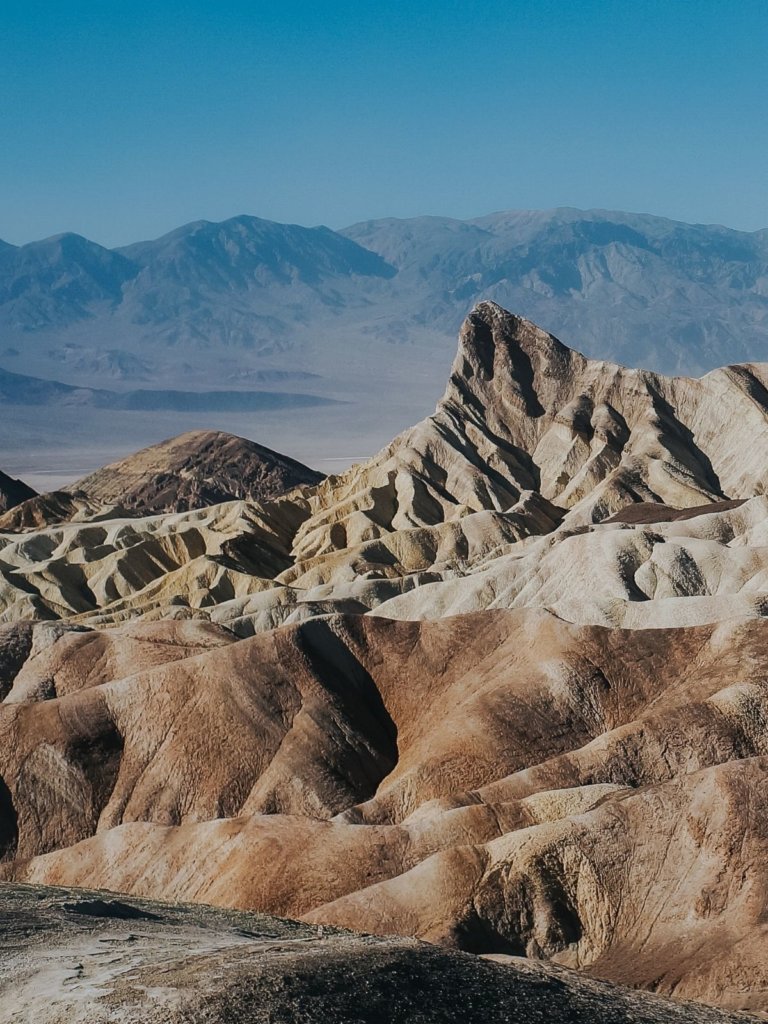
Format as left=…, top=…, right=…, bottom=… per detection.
left=1, top=302, right=768, bottom=1020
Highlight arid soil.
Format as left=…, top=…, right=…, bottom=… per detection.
left=1, top=302, right=768, bottom=1018
left=0, top=883, right=756, bottom=1023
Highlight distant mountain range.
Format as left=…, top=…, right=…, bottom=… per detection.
left=346, top=209, right=768, bottom=372
left=0, top=365, right=337, bottom=412
left=3, top=207, right=768, bottom=489
left=1, top=209, right=768, bottom=398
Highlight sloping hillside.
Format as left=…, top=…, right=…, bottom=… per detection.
left=2, top=303, right=768, bottom=1015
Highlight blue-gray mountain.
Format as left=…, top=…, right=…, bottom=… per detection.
left=1, top=210, right=768, bottom=394
left=344, top=208, right=768, bottom=373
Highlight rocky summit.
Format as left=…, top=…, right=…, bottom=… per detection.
left=1, top=302, right=768, bottom=1019
left=0, top=428, right=323, bottom=532
left=0, top=469, right=35, bottom=513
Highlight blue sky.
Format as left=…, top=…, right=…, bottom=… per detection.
left=2, top=0, right=767, bottom=246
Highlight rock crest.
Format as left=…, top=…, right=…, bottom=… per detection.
left=1, top=303, right=768, bottom=1015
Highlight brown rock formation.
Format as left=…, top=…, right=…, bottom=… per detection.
left=73, top=429, right=324, bottom=512
left=1, top=303, right=768, bottom=1016
left=0, top=469, right=35, bottom=513
left=0, top=429, right=323, bottom=531
left=0, top=610, right=767, bottom=1012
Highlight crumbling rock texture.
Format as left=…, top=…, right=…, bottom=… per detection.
left=2, top=303, right=768, bottom=1017
left=0, top=429, right=322, bottom=531
left=0, top=883, right=751, bottom=1024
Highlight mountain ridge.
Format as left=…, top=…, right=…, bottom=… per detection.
left=5, top=206, right=768, bottom=488
left=3, top=207, right=768, bottom=381
left=0, top=364, right=337, bottom=411
left=0, top=429, right=323, bottom=530
left=1, top=301, right=766, bottom=628
left=2, top=303, right=768, bottom=1013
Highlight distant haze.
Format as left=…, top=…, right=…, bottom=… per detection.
left=2, top=205, right=768, bottom=487
left=1, top=2, right=768, bottom=245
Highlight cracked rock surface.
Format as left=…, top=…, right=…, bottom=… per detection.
left=2, top=303, right=768, bottom=1016
left=0, top=883, right=756, bottom=1023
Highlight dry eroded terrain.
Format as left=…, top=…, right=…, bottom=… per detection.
left=1, top=303, right=768, bottom=1017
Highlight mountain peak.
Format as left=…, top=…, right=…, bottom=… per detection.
left=72, top=430, right=324, bottom=514
left=0, top=431, right=324, bottom=532
left=118, top=214, right=396, bottom=287
left=284, top=300, right=768, bottom=571
left=447, top=301, right=580, bottom=422
left=0, top=469, right=36, bottom=513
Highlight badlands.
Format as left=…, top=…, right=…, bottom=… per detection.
left=1, top=301, right=768, bottom=1018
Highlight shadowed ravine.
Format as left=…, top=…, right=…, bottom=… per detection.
left=1, top=303, right=768, bottom=1018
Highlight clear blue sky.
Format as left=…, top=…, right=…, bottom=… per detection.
left=2, top=0, right=767, bottom=246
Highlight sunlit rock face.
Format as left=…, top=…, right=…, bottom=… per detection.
left=2, top=302, right=768, bottom=1015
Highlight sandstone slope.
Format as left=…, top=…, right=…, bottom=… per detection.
left=0, top=499, right=307, bottom=623
left=1, top=883, right=748, bottom=1024
left=1, top=610, right=768, bottom=1011
left=1, top=303, right=768, bottom=1016
left=0, top=429, right=323, bottom=532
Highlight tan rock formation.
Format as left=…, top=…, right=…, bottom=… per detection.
left=0, top=488, right=116, bottom=532
left=1, top=303, right=766, bottom=631
left=0, top=883, right=747, bottom=1024
left=0, top=429, right=323, bottom=531
left=1, top=303, right=768, bottom=1016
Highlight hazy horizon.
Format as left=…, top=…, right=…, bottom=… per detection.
left=3, top=0, right=768, bottom=247
left=4, top=203, right=768, bottom=251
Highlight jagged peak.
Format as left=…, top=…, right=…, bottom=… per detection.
left=456, top=302, right=576, bottom=378
left=441, top=303, right=582, bottom=428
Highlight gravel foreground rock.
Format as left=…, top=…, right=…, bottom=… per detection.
left=0, top=882, right=757, bottom=1024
